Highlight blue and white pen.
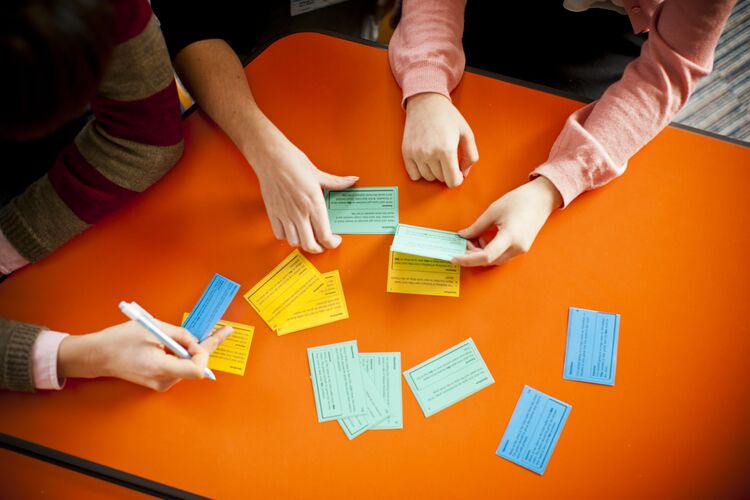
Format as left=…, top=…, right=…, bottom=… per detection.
left=119, top=301, right=216, bottom=381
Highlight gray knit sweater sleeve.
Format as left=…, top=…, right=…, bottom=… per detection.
left=0, top=319, right=43, bottom=392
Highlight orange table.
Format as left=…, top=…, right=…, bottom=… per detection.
left=1, top=33, right=750, bottom=499
left=0, top=447, right=147, bottom=499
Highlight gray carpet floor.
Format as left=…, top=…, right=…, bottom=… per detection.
left=675, top=0, right=750, bottom=143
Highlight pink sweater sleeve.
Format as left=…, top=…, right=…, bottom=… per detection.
left=388, top=0, right=467, bottom=107
left=0, top=228, right=29, bottom=275
left=532, top=0, right=735, bottom=206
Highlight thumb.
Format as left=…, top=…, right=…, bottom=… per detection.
left=458, top=127, right=479, bottom=174
left=200, top=326, right=233, bottom=355
left=458, top=207, right=496, bottom=240
left=317, top=170, right=359, bottom=190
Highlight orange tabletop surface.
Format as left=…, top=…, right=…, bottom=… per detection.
left=0, top=448, right=148, bottom=500
left=1, top=33, right=749, bottom=499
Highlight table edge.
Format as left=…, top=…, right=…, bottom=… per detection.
left=0, top=432, right=205, bottom=500
left=184, top=30, right=748, bottom=149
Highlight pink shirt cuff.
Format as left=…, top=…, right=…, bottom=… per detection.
left=32, top=331, right=69, bottom=390
left=0, top=228, right=30, bottom=275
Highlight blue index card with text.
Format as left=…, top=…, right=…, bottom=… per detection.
left=183, top=274, right=240, bottom=341
left=563, top=307, right=620, bottom=386
left=496, top=386, right=571, bottom=475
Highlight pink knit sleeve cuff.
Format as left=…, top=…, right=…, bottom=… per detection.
left=32, top=330, right=69, bottom=390
left=400, top=61, right=456, bottom=109
left=530, top=161, right=588, bottom=209
left=0, top=228, right=29, bottom=275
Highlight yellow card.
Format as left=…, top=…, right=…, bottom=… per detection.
left=276, top=270, right=349, bottom=335
left=182, top=315, right=254, bottom=376
left=386, top=251, right=460, bottom=297
left=243, top=249, right=324, bottom=330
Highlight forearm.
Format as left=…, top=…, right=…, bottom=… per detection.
left=173, top=39, right=283, bottom=168
left=532, top=0, right=733, bottom=206
left=388, top=0, right=467, bottom=106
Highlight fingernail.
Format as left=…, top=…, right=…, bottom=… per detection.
left=333, top=235, right=342, bottom=246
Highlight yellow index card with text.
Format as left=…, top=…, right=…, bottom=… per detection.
left=276, top=270, right=349, bottom=335
left=243, top=249, right=324, bottom=330
left=182, top=315, right=254, bottom=376
left=386, top=251, right=460, bottom=297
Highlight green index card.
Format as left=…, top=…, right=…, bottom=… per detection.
left=338, top=374, right=389, bottom=440
left=361, top=353, right=402, bottom=429
left=404, top=338, right=494, bottom=417
left=324, top=187, right=399, bottom=234
left=390, top=224, right=467, bottom=262
left=308, top=340, right=367, bottom=422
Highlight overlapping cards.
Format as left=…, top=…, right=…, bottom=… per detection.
left=176, top=189, right=625, bottom=477
left=183, top=274, right=240, bottom=342
left=391, top=224, right=467, bottom=262
left=563, top=307, right=620, bottom=386
left=182, top=314, right=254, bottom=376
left=387, top=224, right=466, bottom=298
left=307, top=340, right=402, bottom=439
left=244, top=250, right=349, bottom=335
left=181, top=273, right=253, bottom=376
left=323, top=188, right=464, bottom=298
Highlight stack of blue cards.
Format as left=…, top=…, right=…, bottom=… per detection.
left=563, top=307, right=621, bottom=386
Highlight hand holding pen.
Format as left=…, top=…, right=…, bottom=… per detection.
left=114, top=301, right=233, bottom=389
left=57, top=309, right=233, bottom=392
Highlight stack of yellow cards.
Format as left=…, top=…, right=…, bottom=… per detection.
left=387, top=252, right=460, bottom=298
left=243, top=250, right=349, bottom=335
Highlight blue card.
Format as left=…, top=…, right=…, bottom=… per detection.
left=496, top=386, right=571, bottom=475
left=183, top=274, right=240, bottom=341
left=563, top=307, right=620, bottom=386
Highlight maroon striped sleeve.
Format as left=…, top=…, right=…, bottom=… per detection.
left=111, top=0, right=153, bottom=43
left=47, top=146, right=139, bottom=224
left=90, top=83, right=183, bottom=146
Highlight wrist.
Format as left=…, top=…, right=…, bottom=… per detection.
left=57, top=333, right=104, bottom=380
left=237, top=112, right=288, bottom=171
left=406, top=92, right=450, bottom=111
left=530, top=176, right=564, bottom=213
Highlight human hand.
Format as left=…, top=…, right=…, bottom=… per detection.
left=452, top=177, right=563, bottom=267
left=58, top=321, right=233, bottom=391
left=250, top=130, right=358, bottom=253
left=402, top=92, right=479, bottom=187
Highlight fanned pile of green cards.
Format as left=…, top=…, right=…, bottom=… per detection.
left=307, top=340, right=402, bottom=439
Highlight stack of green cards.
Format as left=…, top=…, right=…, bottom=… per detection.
left=308, top=341, right=402, bottom=440
left=391, top=224, right=467, bottom=262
